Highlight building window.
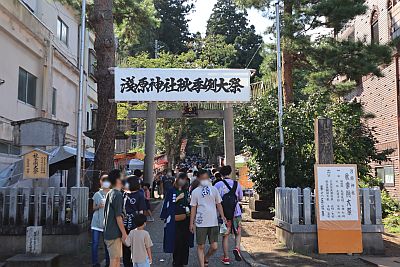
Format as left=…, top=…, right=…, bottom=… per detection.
left=0, top=141, right=21, bottom=155
left=88, top=48, right=97, bottom=80
left=376, top=166, right=395, bottom=186
left=57, top=17, right=69, bottom=45
left=371, top=10, right=379, bottom=44
left=18, top=67, right=37, bottom=106
left=52, top=88, right=57, bottom=116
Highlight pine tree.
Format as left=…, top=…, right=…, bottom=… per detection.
left=206, top=0, right=263, bottom=69
left=154, top=0, right=194, bottom=54
left=236, top=0, right=378, bottom=105
left=91, top=0, right=117, bottom=188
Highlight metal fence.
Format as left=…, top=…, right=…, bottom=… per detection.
left=275, top=187, right=382, bottom=227
left=0, top=187, right=89, bottom=227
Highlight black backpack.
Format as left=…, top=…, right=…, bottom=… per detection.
left=221, top=180, right=238, bottom=220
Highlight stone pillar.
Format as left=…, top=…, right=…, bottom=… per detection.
left=223, top=104, right=236, bottom=174
left=314, top=117, right=334, bottom=164
left=26, top=226, right=42, bottom=255
left=144, top=103, right=157, bottom=184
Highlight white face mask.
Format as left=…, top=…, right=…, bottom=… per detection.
left=124, top=183, right=130, bottom=190
left=187, top=173, right=193, bottom=179
left=200, top=180, right=210, bottom=187
left=102, top=181, right=111, bottom=189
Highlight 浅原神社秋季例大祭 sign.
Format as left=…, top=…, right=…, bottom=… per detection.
left=114, top=68, right=251, bottom=103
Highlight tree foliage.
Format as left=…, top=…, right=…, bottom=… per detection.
left=206, top=0, right=263, bottom=69
left=59, top=0, right=159, bottom=56
left=153, top=0, right=194, bottom=54
left=234, top=0, right=388, bottom=104
left=236, top=91, right=392, bottom=196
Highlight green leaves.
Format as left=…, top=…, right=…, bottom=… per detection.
left=206, top=0, right=264, bottom=69
left=153, top=0, right=194, bottom=54
left=236, top=91, right=392, bottom=196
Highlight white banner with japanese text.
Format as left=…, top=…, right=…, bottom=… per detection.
left=316, top=165, right=359, bottom=221
left=114, top=68, right=251, bottom=102
left=315, top=164, right=362, bottom=254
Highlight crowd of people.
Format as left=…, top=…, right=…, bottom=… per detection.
left=91, top=169, right=153, bottom=267
left=90, top=164, right=244, bottom=267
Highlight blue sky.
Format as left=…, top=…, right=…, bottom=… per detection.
left=187, top=0, right=273, bottom=42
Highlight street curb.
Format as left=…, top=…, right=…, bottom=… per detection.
left=240, top=244, right=269, bottom=267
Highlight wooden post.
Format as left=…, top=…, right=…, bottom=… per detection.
left=144, top=103, right=157, bottom=185
left=223, top=104, right=236, bottom=172
left=71, top=187, right=79, bottom=224
left=361, top=188, right=372, bottom=225
left=46, top=187, right=55, bottom=225
left=22, top=187, right=30, bottom=225
left=9, top=188, right=17, bottom=225
left=33, top=187, right=42, bottom=226
left=58, top=187, right=67, bottom=225
left=0, top=188, right=6, bottom=225
left=291, top=188, right=299, bottom=225
left=314, top=117, right=334, bottom=164
left=373, top=188, right=383, bottom=224
left=303, top=187, right=312, bottom=225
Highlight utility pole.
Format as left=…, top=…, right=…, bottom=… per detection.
left=76, top=0, right=87, bottom=187
left=276, top=1, right=286, bottom=187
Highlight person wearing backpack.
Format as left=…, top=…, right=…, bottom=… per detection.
left=122, top=176, right=146, bottom=267
left=214, top=165, right=244, bottom=265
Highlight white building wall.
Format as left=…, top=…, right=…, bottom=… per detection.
left=0, top=0, right=97, bottom=166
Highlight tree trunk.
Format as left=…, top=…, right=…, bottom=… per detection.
left=282, top=0, right=294, bottom=105
left=92, top=0, right=116, bottom=188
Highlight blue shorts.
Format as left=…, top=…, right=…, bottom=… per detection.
left=134, top=258, right=150, bottom=267
left=145, top=199, right=151, bottom=210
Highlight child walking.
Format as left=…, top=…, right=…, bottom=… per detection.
left=124, top=214, right=153, bottom=267
left=142, top=183, right=154, bottom=222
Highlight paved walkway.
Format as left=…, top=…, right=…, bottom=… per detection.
left=145, top=201, right=249, bottom=267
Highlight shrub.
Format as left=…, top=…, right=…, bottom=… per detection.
left=383, top=212, right=400, bottom=234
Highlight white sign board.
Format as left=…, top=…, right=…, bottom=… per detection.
left=115, top=68, right=251, bottom=102
left=316, top=165, right=359, bottom=221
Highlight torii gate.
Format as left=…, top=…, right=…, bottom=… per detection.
left=115, top=68, right=252, bottom=184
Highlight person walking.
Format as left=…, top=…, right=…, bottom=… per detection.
left=152, top=172, right=162, bottom=198
left=104, top=169, right=128, bottom=267
left=190, top=169, right=226, bottom=267
left=161, top=172, right=194, bottom=267
left=91, top=174, right=110, bottom=267
left=122, top=176, right=147, bottom=267
left=214, top=165, right=244, bottom=265
left=142, top=183, right=154, bottom=222
left=161, top=169, right=175, bottom=199
left=124, top=214, right=153, bottom=267
left=212, top=172, right=223, bottom=186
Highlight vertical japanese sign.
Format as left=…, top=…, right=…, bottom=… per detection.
left=114, top=68, right=251, bottom=102
left=23, top=150, right=49, bottom=179
left=315, top=164, right=363, bottom=254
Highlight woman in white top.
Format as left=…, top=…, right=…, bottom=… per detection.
left=91, top=174, right=111, bottom=267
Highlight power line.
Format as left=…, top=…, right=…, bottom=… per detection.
left=245, top=42, right=263, bottom=69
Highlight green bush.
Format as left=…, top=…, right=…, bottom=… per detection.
left=381, top=190, right=400, bottom=218
left=383, top=212, right=400, bottom=233
left=235, top=91, right=392, bottom=197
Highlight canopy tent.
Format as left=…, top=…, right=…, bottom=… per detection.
left=48, top=146, right=94, bottom=175
left=0, top=146, right=94, bottom=187
left=128, top=158, right=144, bottom=171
